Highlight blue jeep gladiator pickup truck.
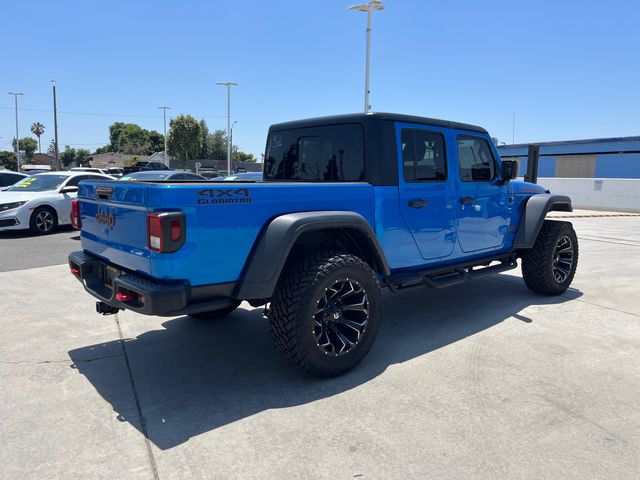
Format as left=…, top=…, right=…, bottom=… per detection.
left=69, top=113, right=578, bottom=376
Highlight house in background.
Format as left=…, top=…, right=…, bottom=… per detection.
left=86, top=152, right=150, bottom=169
left=21, top=153, right=55, bottom=172
left=147, top=152, right=171, bottom=165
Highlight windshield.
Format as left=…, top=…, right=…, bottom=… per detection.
left=120, top=172, right=170, bottom=181
left=8, top=174, right=68, bottom=192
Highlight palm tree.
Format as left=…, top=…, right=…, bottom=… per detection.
left=31, top=122, right=45, bottom=153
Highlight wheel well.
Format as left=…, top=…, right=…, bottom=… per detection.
left=548, top=202, right=572, bottom=213
left=288, top=228, right=384, bottom=274
left=32, top=204, right=58, bottom=219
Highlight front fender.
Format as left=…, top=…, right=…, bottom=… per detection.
left=513, top=194, right=572, bottom=249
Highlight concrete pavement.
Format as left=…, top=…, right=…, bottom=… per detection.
left=1, top=213, right=639, bottom=479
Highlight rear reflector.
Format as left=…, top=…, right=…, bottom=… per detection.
left=116, top=292, right=135, bottom=302
left=70, top=267, right=80, bottom=276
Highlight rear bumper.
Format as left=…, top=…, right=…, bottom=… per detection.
left=69, top=250, right=236, bottom=316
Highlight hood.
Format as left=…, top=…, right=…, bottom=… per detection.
left=509, top=180, right=546, bottom=195
left=0, top=190, right=52, bottom=203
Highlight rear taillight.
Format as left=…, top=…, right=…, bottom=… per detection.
left=71, top=199, right=81, bottom=229
left=147, top=212, right=186, bottom=253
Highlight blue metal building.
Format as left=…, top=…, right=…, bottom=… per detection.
left=496, top=136, right=640, bottom=179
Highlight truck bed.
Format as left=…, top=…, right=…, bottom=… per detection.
left=78, top=180, right=376, bottom=286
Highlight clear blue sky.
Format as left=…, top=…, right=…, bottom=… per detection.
left=2, top=0, right=639, bottom=159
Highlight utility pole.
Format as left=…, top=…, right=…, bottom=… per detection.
left=158, top=106, right=171, bottom=166
left=8, top=92, right=24, bottom=171
left=216, top=81, right=238, bottom=175
left=348, top=0, right=385, bottom=113
left=52, top=81, right=60, bottom=170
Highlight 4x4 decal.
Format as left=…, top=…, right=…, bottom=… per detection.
left=198, top=188, right=252, bottom=205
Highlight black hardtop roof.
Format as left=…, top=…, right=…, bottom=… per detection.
left=269, top=112, right=488, bottom=134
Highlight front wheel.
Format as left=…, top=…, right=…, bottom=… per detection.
left=268, top=251, right=382, bottom=377
left=522, top=220, right=578, bottom=295
left=29, top=206, right=58, bottom=235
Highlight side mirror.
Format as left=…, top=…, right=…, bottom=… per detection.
left=60, top=186, right=78, bottom=194
left=501, top=160, right=516, bottom=182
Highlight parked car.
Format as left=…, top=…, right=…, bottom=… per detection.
left=70, top=112, right=578, bottom=377
left=0, top=171, right=114, bottom=234
left=106, top=167, right=124, bottom=177
left=223, top=172, right=263, bottom=182
left=119, top=171, right=207, bottom=181
left=70, top=167, right=109, bottom=175
left=0, top=170, right=28, bottom=191
left=198, top=171, right=225, bottom=180
left=122, top=161, right=171, bottom=175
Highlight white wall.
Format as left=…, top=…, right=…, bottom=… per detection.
left=536, top=178, right=640, bottom=212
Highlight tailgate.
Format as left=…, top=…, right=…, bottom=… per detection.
left=78, top=181, right=152, bottom=275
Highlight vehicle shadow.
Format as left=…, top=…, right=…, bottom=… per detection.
left=68, top=275, right=582, bottom=450
left=0, top=225, right=75, bottom=239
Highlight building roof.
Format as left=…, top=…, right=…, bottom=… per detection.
left=31, top=153, right=55, bottom=165
left=498, top=136, right=640, bottom=157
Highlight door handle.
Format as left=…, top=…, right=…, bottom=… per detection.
left=408, top=199, right=428, bottom=208
left=459, top=196, right=476, bottom=205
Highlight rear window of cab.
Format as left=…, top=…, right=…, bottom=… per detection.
left=264, top=124, right=365, bottom=182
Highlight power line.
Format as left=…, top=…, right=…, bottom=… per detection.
left=0, top=106, right=226, bottom=119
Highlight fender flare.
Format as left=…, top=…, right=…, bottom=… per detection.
left=513, top=194, right=572, bottom=249
left=234, top=211, right=390, bottom=300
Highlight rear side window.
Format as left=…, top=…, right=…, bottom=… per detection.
left=401, top=129, right=446, bottom=181
left=264, top=124, right=364, bottom=181
left=457, top=136, right=496, bottom=182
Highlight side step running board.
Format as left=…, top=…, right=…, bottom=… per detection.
left=385, top=257, right=518, bottom=293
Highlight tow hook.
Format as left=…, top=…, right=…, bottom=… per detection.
left=96, top=301, right=121, bottom=316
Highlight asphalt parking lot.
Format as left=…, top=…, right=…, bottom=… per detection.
left=1, top=211, right=639, bottom=479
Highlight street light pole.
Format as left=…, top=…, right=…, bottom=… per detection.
left=8, top=92, right=24, bottom=171
left=158, top=106, right=171, bottom=166
left=52, top=81, right=60, bottom=170
left=230, top=120, right=237, bottom=162
left=216, top=81, right=238, bottom=175
left=348, top=0, right=385, bottom=113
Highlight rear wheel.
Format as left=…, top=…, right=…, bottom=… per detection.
left=29, top=206, right=58, bottom=235
left=268, top=250, right=382, bottom=377
left=522, top=220, right=578, bottom=295
left=189, top=301, right=241, bottom=320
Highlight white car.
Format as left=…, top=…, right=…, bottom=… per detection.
left=0, top=171, right=114, bottom=235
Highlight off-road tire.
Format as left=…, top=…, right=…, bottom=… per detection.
left=29, top=206, right=58, bottom=235
left=268, top=250, right=382, bottom=377
left=522, top=220, right=578, bottom=295
left=189, top=301, right=241, bottom=320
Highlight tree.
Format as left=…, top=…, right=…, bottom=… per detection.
left=167, top=115, right=202, bottom=167
left=198, top=120, right=210, bottom=159
left=60, top=146, right=78, bottom=168
left=12, top=137, right=38, bottom=160
left=107, top=122, right=164, bottom=155
left=76, top=149, right=91, bottom=166
left=31, top=122, right=45, bottom=153
left=47, top=139, right=56, bottom=155
left=60, top=146, right=89, bottom=168
left=148, top=130, right=164, bottom=154
left=93, top=145, right=111, bottom=154
left=0, top=151, right=17, bottom=171
left=233, top=150, right=256, bottom=162
left=208, top=129, right=228, bottom=160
